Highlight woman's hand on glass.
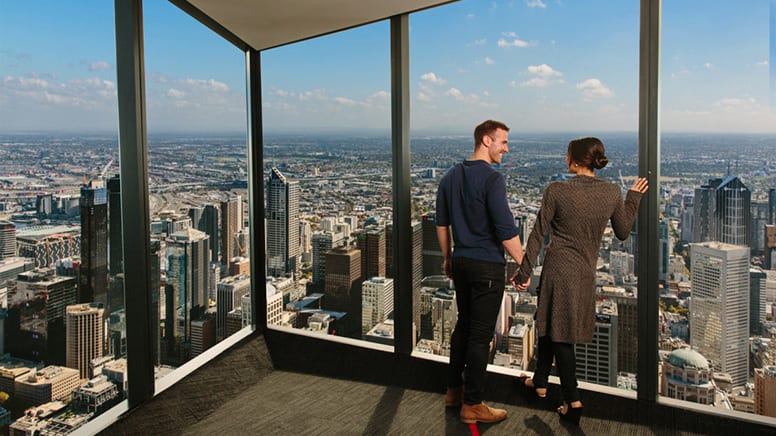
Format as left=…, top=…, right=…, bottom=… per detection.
left=629, top=177, right=648, bottom=194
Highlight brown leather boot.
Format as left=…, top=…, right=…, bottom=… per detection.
left=460, top=402, right=508, bottom=424
left=444, top=386, right=463, bottom=407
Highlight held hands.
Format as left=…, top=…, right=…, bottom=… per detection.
left=510, top=274, right=530, bottom=291
left=629, top=177, right=649, bottom=194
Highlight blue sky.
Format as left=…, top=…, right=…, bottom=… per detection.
left=1, top=0, right=774, bottom=134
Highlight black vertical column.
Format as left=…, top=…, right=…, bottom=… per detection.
left=114, top=0, right=154, bottom=408
left=637, top=0, right=661, bottom=405
left=391, top=14, right=412, bottom=355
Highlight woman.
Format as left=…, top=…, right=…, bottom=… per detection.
left=511, top=137, right=648, bottom=425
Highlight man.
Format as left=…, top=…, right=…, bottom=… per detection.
left=436, top=119, right=524, bottom=424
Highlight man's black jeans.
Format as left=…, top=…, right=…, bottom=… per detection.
left=448, top=256, right=505, bottom=405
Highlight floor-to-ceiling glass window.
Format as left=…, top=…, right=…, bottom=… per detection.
left=261, top=22, right=395, bottom=349
left=0, top=1, right=127, bottom=429
left=659, top=0, right=776, bottom=420
left=142, top=2, right=248, bottom=380
left=408, top=0, right=642, bottom=394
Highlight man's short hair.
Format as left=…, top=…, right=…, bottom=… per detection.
left=474, top=120, right=510, bottom=146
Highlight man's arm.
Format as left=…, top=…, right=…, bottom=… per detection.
left=502, top=234, right=523, bottom=266
left=436, top=225, right=453, bottom=278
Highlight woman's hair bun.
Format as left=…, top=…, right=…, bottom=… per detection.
left=593, top=156, right=609, bottom=170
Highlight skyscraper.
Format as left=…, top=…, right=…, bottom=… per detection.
left=311, top=230, right=343, bottom=287
left=220, top=196, right=242, bottom=272
left=0, top=221, right=16, bottom=260
left=690, top=242, right=750, bottom=386
left=107, top=175, right=122, bottom=276
left=356, top=225, right=385, bottom=281
left=750, top=268, right=767, bottom=335
left=165, top=228, right=210, bottom=364
left=768, top=188, right=776, bottom=225
left=216, top=275, right=250, bottom=341
left=66, top=303, right=105, bottom=379
left=421, top=213, right=444, bottom=277
left=575, top=300, right=618, bottom=387
left=324, top=246, right=361, bottom=337
left=7, top=270, right=77, bottom=365
left=751, top=201, right=769, bottom=256
left=107, top=175, right=125, bottom=319
left=361, top=277, right=393, bottom=335
left=79, top=179, right=108, bottom=309
left=267, top=168, right=300, bottom=277
left=659, top=219, right=670, bottom=284
left=190, top=204, right=219, bottom=272
left=693, top=177, right=751, bottom=246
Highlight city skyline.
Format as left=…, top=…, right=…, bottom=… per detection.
left=1, top=0, right=775, bottom=134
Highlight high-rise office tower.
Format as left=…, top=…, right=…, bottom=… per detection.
left=575, top=300, right=618, bottom=387
left=693, top=177, right=751, bottom=246
left=107, top=175, right=125, bottom=321
left=386, top=220, right=423, bottom=336
left=750, top=268, right=767, bottom=335
left=768, top=188, right=776, bottom=225
left=311, top=231, right=343, bottom=286
left=299, top=221, right=312, bottom=263
left=680, top=195, right=694, bottom=243
left=659, top=219, right=670, bottom=284
left=66, top=303, right=105, bottom=379
left=189, top=204, right=219, bottom=266
left=220, top=196, right=242, bottom=272
left=7, top=270, right=77, bottom=365
left=79, top=179, right=108, bottom=310
left=149, top=238, right=161, bottom=366
left=690, top=242, right=750, bottom=386
left=599, top=288, right=638, bottom=374
left=767, top=224, right=776, bottom=269
left=421, top=213, right=444, bottom=277
left=0, top=221, right=15, bottom=260
left=361, top=277, right=394, bottom=335
left=324, top=246, right=361, bottom=337
left=751, top=202, right=769, bottom=256
left=356, top=225, right=385, bottom=281
left=36, top=193, right=53, bottom=216
left=165, top=228, right=210, bottom=363
left=216, top=275, right=250, bottom=341
left=190, top=315, right=216, bottom=358
left=107, top=175, right=122, bottom=276
left=267, top=168, right=300, bottom=278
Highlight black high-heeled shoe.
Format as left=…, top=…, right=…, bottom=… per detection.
left=557, top=402, right=583, bottom=426
left=516, top=374, right=547, bottom=399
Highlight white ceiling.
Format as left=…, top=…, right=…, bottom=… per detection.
left=183, top=0, right=456, bottom=51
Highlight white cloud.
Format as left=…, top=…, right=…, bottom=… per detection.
left=445, top=88, right=463, bottom=99
left=482, top=90, right=490, bottom=97
left=502, top=31, right=518, bottom=38
left=756, top=60, right=769, bottom=67
left=484, top=57, right=495, bottom=65
left=469, top=38, right=487, bottom=46
left=334, top=96, right=357, bottom=106
left=703, top=62, right=713, bottom=69
left=712, top=97, right=758, bottom=112
left=520, top=77, right=551, bottom=88
left=508, top=80, right=518, bottom=88
left=527, top=64, right=562, bottom=77
left=417, top=91, right=431, bottom=102
left=527, top=0, right=547, bottom=8
left=498, top=37, right=529, bottom=48
left=576, top=78, right=613, bottom=98
left=181, top=78, right=229, bottom=92
left=166, top=89, right=186, bottom=99
left=89, top=61, right=112, bottom=71
left=420, top=72, right=447, bottom=85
